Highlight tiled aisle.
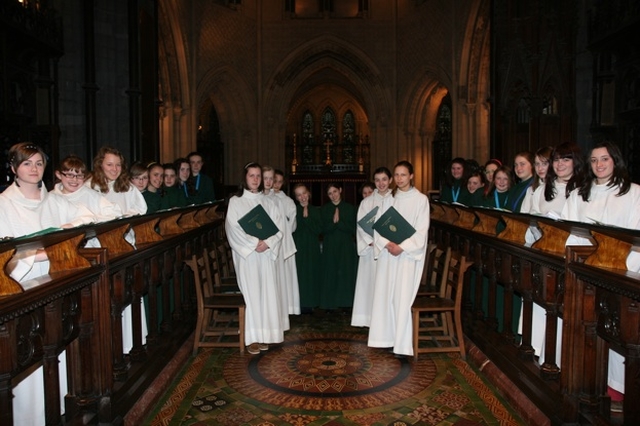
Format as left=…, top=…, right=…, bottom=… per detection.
left=143, top=311, right=524, bottom=425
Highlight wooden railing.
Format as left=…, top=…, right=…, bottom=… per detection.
left=430, top=202, right=640, bottom=426
left=0, top=203, right=224, bottom=425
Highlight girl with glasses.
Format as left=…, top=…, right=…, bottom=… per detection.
left=53, top=154, right=122, bottom=223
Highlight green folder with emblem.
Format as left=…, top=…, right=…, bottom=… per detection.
left=372, top=206, right=416, bottom=244
left=238, top=204, right=279, bottom=240
left=357, top=206, right=379, bottom=237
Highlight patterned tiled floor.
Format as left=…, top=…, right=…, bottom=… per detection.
left=143, top=311, right=524, bottom=425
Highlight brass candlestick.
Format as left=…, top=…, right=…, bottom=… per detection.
left=291, top=133, right=298, bottom=174
left=323, top=138, right=333, bottom=168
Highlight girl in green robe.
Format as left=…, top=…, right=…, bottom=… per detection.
left=320, top=182, right=358, bottom=310
left=161, top=163, right=187, bottom=209
left=508, top=151, right=535, bottom=212
left=292, top=184, right=322, bottom=312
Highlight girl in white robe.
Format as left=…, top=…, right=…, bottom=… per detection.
left=0, top=143, right=94, bottom=426
left=262, top=166, right=292, bottom=331
left=561, top=141, right=640, bottom=405
left=520, top=146, right=552, bottom=215
left=273, top=169, right=301, bottom=316
left=226, top=162, right=284, bottom=355
left=84, top=146, right=147, bottom=218
left=368, top=161, right=430, bottom=356
left=83, top=146, right=147, bottom=353
left=0, top=146, right=95, bottom=283
left=351, top=167, right=393, bottom=327
left=519, top=144, right=584, bottom=363
left=52, top=155, right=122, bottom=226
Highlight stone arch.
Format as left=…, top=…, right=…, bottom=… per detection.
left=398, top=66, right=452, bottom=191
left=395, top=0, right=490, bottom=191
left=196, top=66, right=256, bottom=184
left=260, top=34, right=392, bottom=173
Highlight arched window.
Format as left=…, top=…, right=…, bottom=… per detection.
left=432, top=94, right=452, bottom=191
left=437, top=104, right=452, bottom=139
left=342, top=110, right=355, bottom=144
left=302, top=110, right=314, bottom=144
left=321, top=107, right=336, bottom=142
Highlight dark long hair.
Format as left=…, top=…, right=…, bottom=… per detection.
left=373, top=166, right=392, bottom=179
left=237, top=161, right=263, bottom=196
left=578, top=141, right=631, bottom=201
left=443, top=157, right=466, bottom=187
left=174, top=157, right=196, bottom=196
left=543, top=143, right=584, bottom=201
left=162, top=162, right=178, bottom=188
left=532, top=146, right=553, bottom=191
left=8, top=142, right=47, bottom=188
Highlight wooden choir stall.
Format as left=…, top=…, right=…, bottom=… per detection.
left=430, top=202, right=640, bottom=426
left=0, top=203, right=224, bottom=425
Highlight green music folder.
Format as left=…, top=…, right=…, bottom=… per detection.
left=15, top=227, right=62, bottom=240
left=372, top=206, right=416, bottom=244
left=357, top=206, right=379, bottom=237
left=238, top=204, right=279, bottom=240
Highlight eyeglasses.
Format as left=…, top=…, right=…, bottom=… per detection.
left=61, top=172, right=85, bottom=180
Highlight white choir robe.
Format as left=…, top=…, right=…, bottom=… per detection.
left=0, top=183, right=94, bottom=426
left=52, top=183, right=123, bottom=247
left=368, top=187, right=430, bottom=356
left=84, top=178, right=147, bottom=216
left=52, top=183, right=122, bottom=222
left=85, top=177, right=147, bottom=247
left=561, top=181, right=640, bottom=394
left=84, top=178, right=148, bottom=352
left=274, top=190, right=301, bottom=316
left=517, top=180, right=568, bottom=363
left=351, top=189, right=393, bottom=327
left=265, top=191, right=290, bottom=330
left=0, top=183, right=94, bottom=282
left=226, top=190, right=285, bottom=345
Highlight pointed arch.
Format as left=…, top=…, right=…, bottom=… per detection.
left=398, top=66, right=451, bottom=191
left=260, top=34, right=392, bottom=173
left=196, top=66, right=257, bottom=181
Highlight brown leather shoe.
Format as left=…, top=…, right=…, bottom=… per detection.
left=247, top=343, right=260, bottom=355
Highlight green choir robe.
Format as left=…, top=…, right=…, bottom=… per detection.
left=320, top=199, right=358, bottom=309
left=190, top=173, right=216, bottom=205
left=507, top=177, right=533, bottom=212
left=439, top=179, right=469, bottom=204
left=161, top=185, right=188, bottom=209
left=458, top=188, right=485, bottom=207
left=142, top=190, right=162, bottom=213
left=293, top=204, right=322, bottom=310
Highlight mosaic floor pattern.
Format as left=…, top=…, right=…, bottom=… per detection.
left=144, top=312, right=525, bottom=425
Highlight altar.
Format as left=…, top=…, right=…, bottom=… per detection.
left=285, top=133, right=371, bottom=207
